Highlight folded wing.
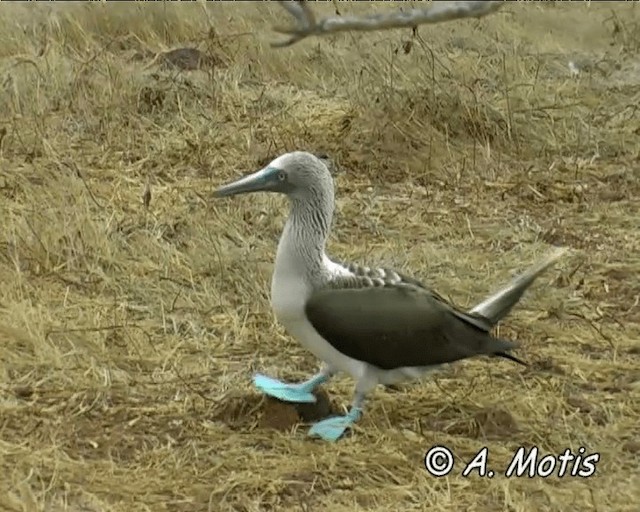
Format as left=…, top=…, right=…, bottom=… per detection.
left=304, top=281, right=519, bottom=371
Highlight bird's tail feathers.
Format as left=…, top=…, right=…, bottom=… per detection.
left=494, top=350, right=528, bottom=366
left=483, top=334, right=526, bottom=366
left=470, top=246, right=568, bottom=326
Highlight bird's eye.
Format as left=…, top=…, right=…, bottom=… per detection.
left=277, top=171, right=286, bottom=181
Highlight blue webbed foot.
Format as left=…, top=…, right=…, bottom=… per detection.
left=254, top=373, right=321, bottom=403
left=308, top=408, right=362, bottom=442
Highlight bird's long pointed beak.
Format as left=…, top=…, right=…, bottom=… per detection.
left=214, top=166, right=280, bottom=198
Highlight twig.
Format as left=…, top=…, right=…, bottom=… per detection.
left=272, top=1, right=503, bottom=47
left=61, top=160, right=105, bottom=210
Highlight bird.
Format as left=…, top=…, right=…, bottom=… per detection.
left=214, top=151, right=566, bottom=442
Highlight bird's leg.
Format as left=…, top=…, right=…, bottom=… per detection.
left=308, top=392, right=365, bottom=442
left=253, top=366, right=333, bottom=404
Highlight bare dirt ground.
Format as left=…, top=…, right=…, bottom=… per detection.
left=0, top=3, right=638, bottom=511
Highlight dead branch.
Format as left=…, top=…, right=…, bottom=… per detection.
left=272, top=1, right=504, bottom=47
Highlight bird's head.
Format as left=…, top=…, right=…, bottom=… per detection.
left=214, top=151, right=334, bottom=201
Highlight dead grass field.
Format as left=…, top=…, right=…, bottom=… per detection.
left=0, top=2, right=639, bottom=511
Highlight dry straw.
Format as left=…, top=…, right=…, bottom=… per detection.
left=0, top=2, right=638, bottom=511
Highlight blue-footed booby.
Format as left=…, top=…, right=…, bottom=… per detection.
left=214, top=151, right=566, bottom=442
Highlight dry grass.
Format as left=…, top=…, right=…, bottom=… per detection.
left=0, top=2, right=639, bottom=511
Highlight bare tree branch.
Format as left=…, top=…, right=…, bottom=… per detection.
left=272, top=1, right=504, bottom=48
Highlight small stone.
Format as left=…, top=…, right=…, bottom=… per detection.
left=474, top=407, right=519, bottom=438
left=622, top=440, right=640, bottom=454
left=13, top=386, right=33, bottom=399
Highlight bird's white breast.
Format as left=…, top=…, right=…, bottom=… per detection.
left=270, top=251, right=367, bottom=378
